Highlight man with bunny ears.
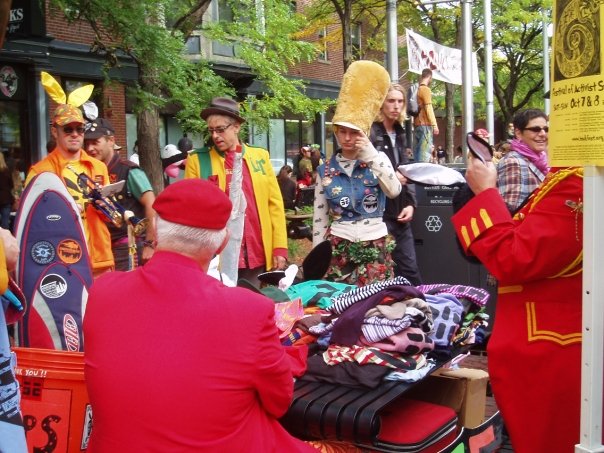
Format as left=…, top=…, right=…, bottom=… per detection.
left=26, top=74, right=114, bottom=275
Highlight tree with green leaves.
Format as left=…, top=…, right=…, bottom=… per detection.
left=398, top=0, right=460, bottom=155
left=303, top=0, right=390, bottom=71
left=47, top=0, right=330, bottom=192
left=474, top=0, right=548, bottom=135
left=400, top=0, right=548, bottom=148
left=304, top=0, right=462, bottom=153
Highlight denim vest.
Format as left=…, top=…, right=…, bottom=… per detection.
left=318, top=155, right=385, bottom=222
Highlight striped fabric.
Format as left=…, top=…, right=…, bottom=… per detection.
left=329, top=276, right=412, bottom=315
left=417, top=283, right=490, bottom=307
left=362, top=307, right=432, bottom=343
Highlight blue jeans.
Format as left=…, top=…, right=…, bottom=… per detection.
left=0, top=204, right=11, bottom=230
left=413, top=126, right=433, bottom=163
left=384, top=218, right=422, bottom=285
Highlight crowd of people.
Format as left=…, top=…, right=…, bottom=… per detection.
left=1, top=61, right=586, bottom=453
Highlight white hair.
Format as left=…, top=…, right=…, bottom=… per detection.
left=156, top=216, right=227, bottom=258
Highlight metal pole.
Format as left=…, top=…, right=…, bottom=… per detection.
left=386, top=0, right=399, bottom=82
left=318, top=111, right=326, bottom=157
left=543, top=13, right=551, bottom=115
left=461, top=0, right=474, bottom=152
left=576, top=166, right=604, bottom=453
left=483, top=0, right=494, bottom=144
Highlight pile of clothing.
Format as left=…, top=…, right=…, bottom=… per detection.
left=275, top=277, right=490, bottom=388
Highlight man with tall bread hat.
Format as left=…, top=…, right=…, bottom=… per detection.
left=312, top=61, right=402, bottom=286
left=184, top=97, right=287, bottom=284
left=84, top=117, right=156, bottom=271
left=26, top=102, right=114, bottom=276
left=84, top=179, right=318, bottom=452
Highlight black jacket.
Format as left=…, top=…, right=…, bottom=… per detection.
left=106, top=153, right=146, bottom=242
left=370, top=121, right=416, bottom=220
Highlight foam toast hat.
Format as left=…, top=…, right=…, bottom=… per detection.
left=332, top=61, right=391, bottom=135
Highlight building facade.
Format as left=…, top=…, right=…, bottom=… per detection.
left=0, top=0, right=379, bottom=190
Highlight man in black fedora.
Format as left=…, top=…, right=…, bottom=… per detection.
left=184, top=97, right=288, bottom=284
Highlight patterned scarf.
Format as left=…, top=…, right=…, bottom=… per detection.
left=511, top=138, right=549, bottom=174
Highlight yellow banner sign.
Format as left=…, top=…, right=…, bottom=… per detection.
left=549, top=0, right=604, bottom=166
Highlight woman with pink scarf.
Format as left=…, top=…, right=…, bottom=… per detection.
left=497, top=109, right=549, bottom=213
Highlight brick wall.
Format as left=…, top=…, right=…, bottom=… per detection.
left=101, top=83, right=128, bottom=157
left=290, top=23, right=345, bottom=82
left=43, top=2, right=128, bottom=155
left=288, top=0, right=386, bottom=84
left=288, top=0, right=345, bottom=83
left=45, top=2, right=97, bottom=44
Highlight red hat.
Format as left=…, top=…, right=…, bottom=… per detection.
left=153, top=179, right=232, bottom=230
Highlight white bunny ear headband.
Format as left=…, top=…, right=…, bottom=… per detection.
left=41, top=71, right=99, bottom=123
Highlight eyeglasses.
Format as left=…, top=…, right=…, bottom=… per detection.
left=522, top=126, right=549, bottom=133
left=59, top=125, right=86, bottom=135
left=208, top=124, right=233, bottom=135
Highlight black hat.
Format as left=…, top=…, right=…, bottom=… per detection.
left=258, top=270, right=286, bottom=286
left=302, top=240, right=332, bottom=281
left=85, top=118, right=115, bottom=139
left=200, top=97, right=245, bottom=123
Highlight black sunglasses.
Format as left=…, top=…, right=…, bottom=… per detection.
left=522, top=126, right=549, bottom=133
left=59, top=125, right=86, bottom=135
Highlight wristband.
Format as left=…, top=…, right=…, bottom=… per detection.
left=143, top=240, right=155, bottom=249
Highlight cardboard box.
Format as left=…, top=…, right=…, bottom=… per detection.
left=406, top=367, right=489, bottom=428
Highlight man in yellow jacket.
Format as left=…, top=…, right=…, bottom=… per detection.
left=26, top=104, right=114, bottom=276
left=184, top=97, right=287, bottom=284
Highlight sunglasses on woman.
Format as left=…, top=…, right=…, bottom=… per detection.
left=522, top=126, right=549, bottom=133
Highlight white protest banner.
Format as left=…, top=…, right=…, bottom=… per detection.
left=406, top=28, right=480, bottom=87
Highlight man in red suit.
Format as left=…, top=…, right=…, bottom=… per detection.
left=84, top=179, right=317, bottom=452
left=452, top=155, right=583, bottom=453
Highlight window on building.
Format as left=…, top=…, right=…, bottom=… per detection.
left=211, top=0, right=254, bottom=58
left=217, top=0, right=234, bottom=22
left=248, top=117, right=323, bottom=169
left=250, top=123, right=268, bottom=151
left=325, top=121, right=335, bottom=159
left=212, top=0, right=236, bottom=57
left=268, top=119, right=285, bottom=158
left=0, top=101, right=25, bottom=168
left=285, top=119, right=301, bottom=163
left=267, top=119, right=287, bottom=173
left=301, top=120, right=313, bottom=147
left=186, top=35, right=201, bottom=55
left=351, top=23, right=361, bottom=60
left=318, top=27, right=328, bottom=61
